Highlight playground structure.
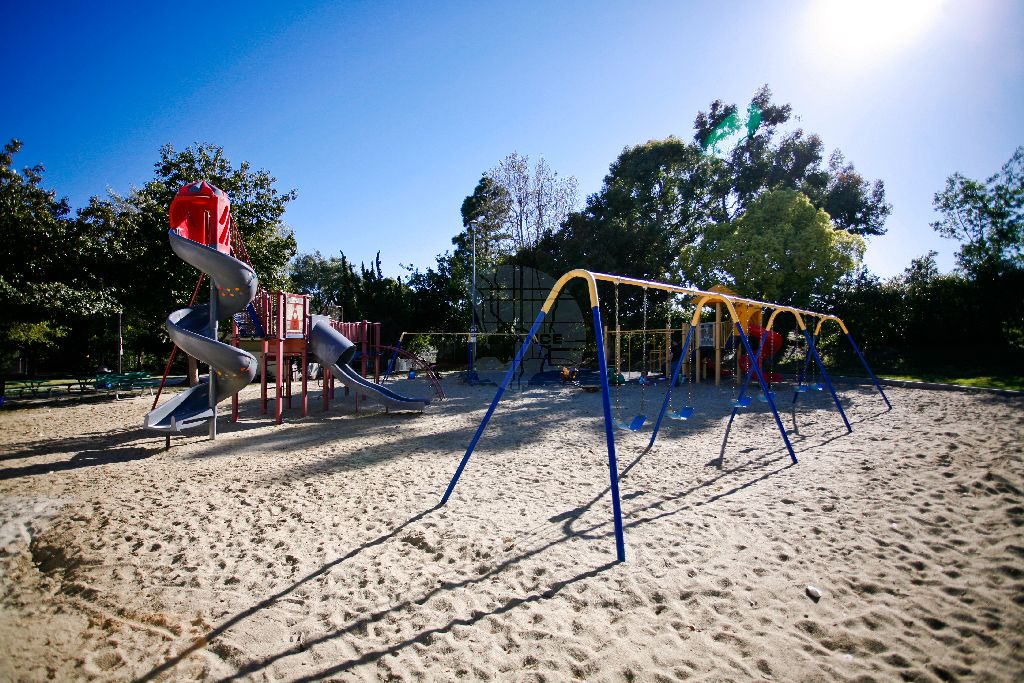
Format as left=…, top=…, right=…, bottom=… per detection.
left=604, top=283, right=789, bottom=387
left=386, top=330, right=567, bottom=387
left=145, top=182, right=435, bottom=442
left=440, top=269, right=891, bottom=562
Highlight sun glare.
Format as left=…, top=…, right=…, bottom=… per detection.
left=805, top=0, right=945, bottom=70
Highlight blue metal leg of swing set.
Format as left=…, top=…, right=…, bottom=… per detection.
left=804, top=330, right=852, bottom=433
left=735, top=324, right=798, bottom=464
left=847, top=332, right=892, bottom=410
left=647, top=326, right=694, bottom=449
left=440, top=306, right=627, bottom=563
left=647, top=324, right=798, bottom=465
left=792, top=346, right=813, bottom=405
left=728, top=326, right=769, bottom=415
left=731, top=328, right=851, bottom=435
left=382, top=340, right=402, bottom=383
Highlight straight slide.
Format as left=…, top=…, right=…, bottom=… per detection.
left=309, top=317, right=429, bottom=412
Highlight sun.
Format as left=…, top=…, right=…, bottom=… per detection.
left=804, top=0, right=945, bottom=70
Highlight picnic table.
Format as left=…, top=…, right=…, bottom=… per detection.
left=2, top=378, right=50, bottom=398
left=95, top=372, right=160, bottom=397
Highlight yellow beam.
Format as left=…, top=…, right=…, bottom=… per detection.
left=538, top=269, right=849, bottom=336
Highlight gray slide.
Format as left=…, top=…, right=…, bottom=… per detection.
left=309, top=316, right=430, bottom=412
left=145, top=230, right=259, bottom=431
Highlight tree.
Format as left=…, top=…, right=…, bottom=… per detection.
left=456, top=175, right=512, bottom=263
left=82, top=143, right=298, bottom=360
left=680, top=189, right=865, bottom=307
left=694, top=85, right=891, bottom=235
left=932, top=146, right=1023, bottom=279
left=460, top=152, right=579, bottom=257
left=0, top=139, right=117, bottom=371
left=545, top=138, right=723, bottom=282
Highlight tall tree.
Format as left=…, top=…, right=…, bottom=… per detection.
left=545, top=138, right=722, bottom=282
left=694, top=85, right=891, bottom=235
left=457, top=175, right=512, bottom=263
left=680, top=189, right=865, bottom=307
left=932, top=145, right=1023, bottom=279
left=467, top=152, right=579, bottom=255
left=0, top=140, right=117, bottom=370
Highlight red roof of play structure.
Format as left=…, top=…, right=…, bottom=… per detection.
left=169, top=181, right=232, bottom=253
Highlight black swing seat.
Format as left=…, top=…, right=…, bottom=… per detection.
left=614, top=414, right=647, bottom=431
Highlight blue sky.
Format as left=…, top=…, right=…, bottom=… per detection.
left=3, top=1, right=1022, bottom=279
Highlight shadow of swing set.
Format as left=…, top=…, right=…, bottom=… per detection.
left=440, top=270, right=892, bottom=562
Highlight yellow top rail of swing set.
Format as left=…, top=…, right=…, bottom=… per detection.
left=539, top=269, right=851, bottom=336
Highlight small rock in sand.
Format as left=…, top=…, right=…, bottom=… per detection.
left=806, top=585, right=822, bottom=602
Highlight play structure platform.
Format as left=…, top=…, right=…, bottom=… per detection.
left=145, top=181, right=438, bottom=442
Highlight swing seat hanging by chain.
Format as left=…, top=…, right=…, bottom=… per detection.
left=731, top=395, right=752, bottom=408
left=610, top=281, right=647, bottom=432
left=615, top=414, right=648, bottom=431
left=794, top=384, right=810, bottom=393
left=756, top=390, right=776, bottom=403
left=669, top=406, right=694, bottom=420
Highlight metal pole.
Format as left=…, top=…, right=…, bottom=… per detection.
left=648, top=325, right=694, bottom=450
left=469, top=221, right=477, bottom=378
left=206, top=210, right=217, bottom=440
left=847, top=332, right=892, bottom=409
left=736, top=324, right=797, bottom=464
left=592, top=303, right=626, bottom=562
left=441, top=310, right=548, bottom=505
left=805, top=330, right=853, bottom=432
left=117, top=310, right=123, bottom=374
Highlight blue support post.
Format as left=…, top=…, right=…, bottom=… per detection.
left=441, top=311, right=547, bottom=505
left=382, top=341, right=402, bottom=383
left=647, top=326, right=694, bottom=450
left=466, top=327, right=479, bottom=382
left=592, top=305, right=626, bottom=562
left=730, top=328, right=769, bottom=415
left=804, top=330, right=852, bottom=433
left=792, top=344, right=814, bottom=406
left=846, top=332, right=892, bottom=409
left=736, top=324, right=798, bottom=465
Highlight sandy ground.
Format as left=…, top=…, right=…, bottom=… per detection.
left=0, top=377, right=1022, bottom=682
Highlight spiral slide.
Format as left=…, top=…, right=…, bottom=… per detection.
left=309, top=317, right=430, bottom=412
left=144, top=231, right=259, bottom=431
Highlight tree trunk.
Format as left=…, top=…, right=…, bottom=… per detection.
left=187, top=355, right=199, bottom=387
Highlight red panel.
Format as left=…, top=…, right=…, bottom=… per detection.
left=169, top=181, right=232, bottom=253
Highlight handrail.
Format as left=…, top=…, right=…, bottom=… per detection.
left=376, top=345, right=445, bottom=400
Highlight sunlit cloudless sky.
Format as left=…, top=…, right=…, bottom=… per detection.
left=3, top=1, right=1022, bottom=279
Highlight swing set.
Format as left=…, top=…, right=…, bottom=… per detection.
left=439, top=270, right=891, bottom=562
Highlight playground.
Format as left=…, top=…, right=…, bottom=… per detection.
left=1, top=377, right=1022, bottom=680
left=1, top=180, right=1022, bottom=680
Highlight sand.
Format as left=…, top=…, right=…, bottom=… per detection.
left=1, top=378, right=1022, bottom=681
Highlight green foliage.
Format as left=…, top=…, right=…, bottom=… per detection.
left=289, top=249, right=467, bottom=344
left=6, top=321, right=69, bottom=348
left=0, top=139, right=119, bottom=370
left=932, top=146, right=1023, bottom=279
left=825, top=252, right=1024, bottom=376
left=543, top=138, right=722, bottom=279
left=681, top=189, right=865, bottom=307
left=457, top=174, right=512, bottom=263
left=83, top=143, right=298, bottom=359
left=694, top=85, right=891, bottom=235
